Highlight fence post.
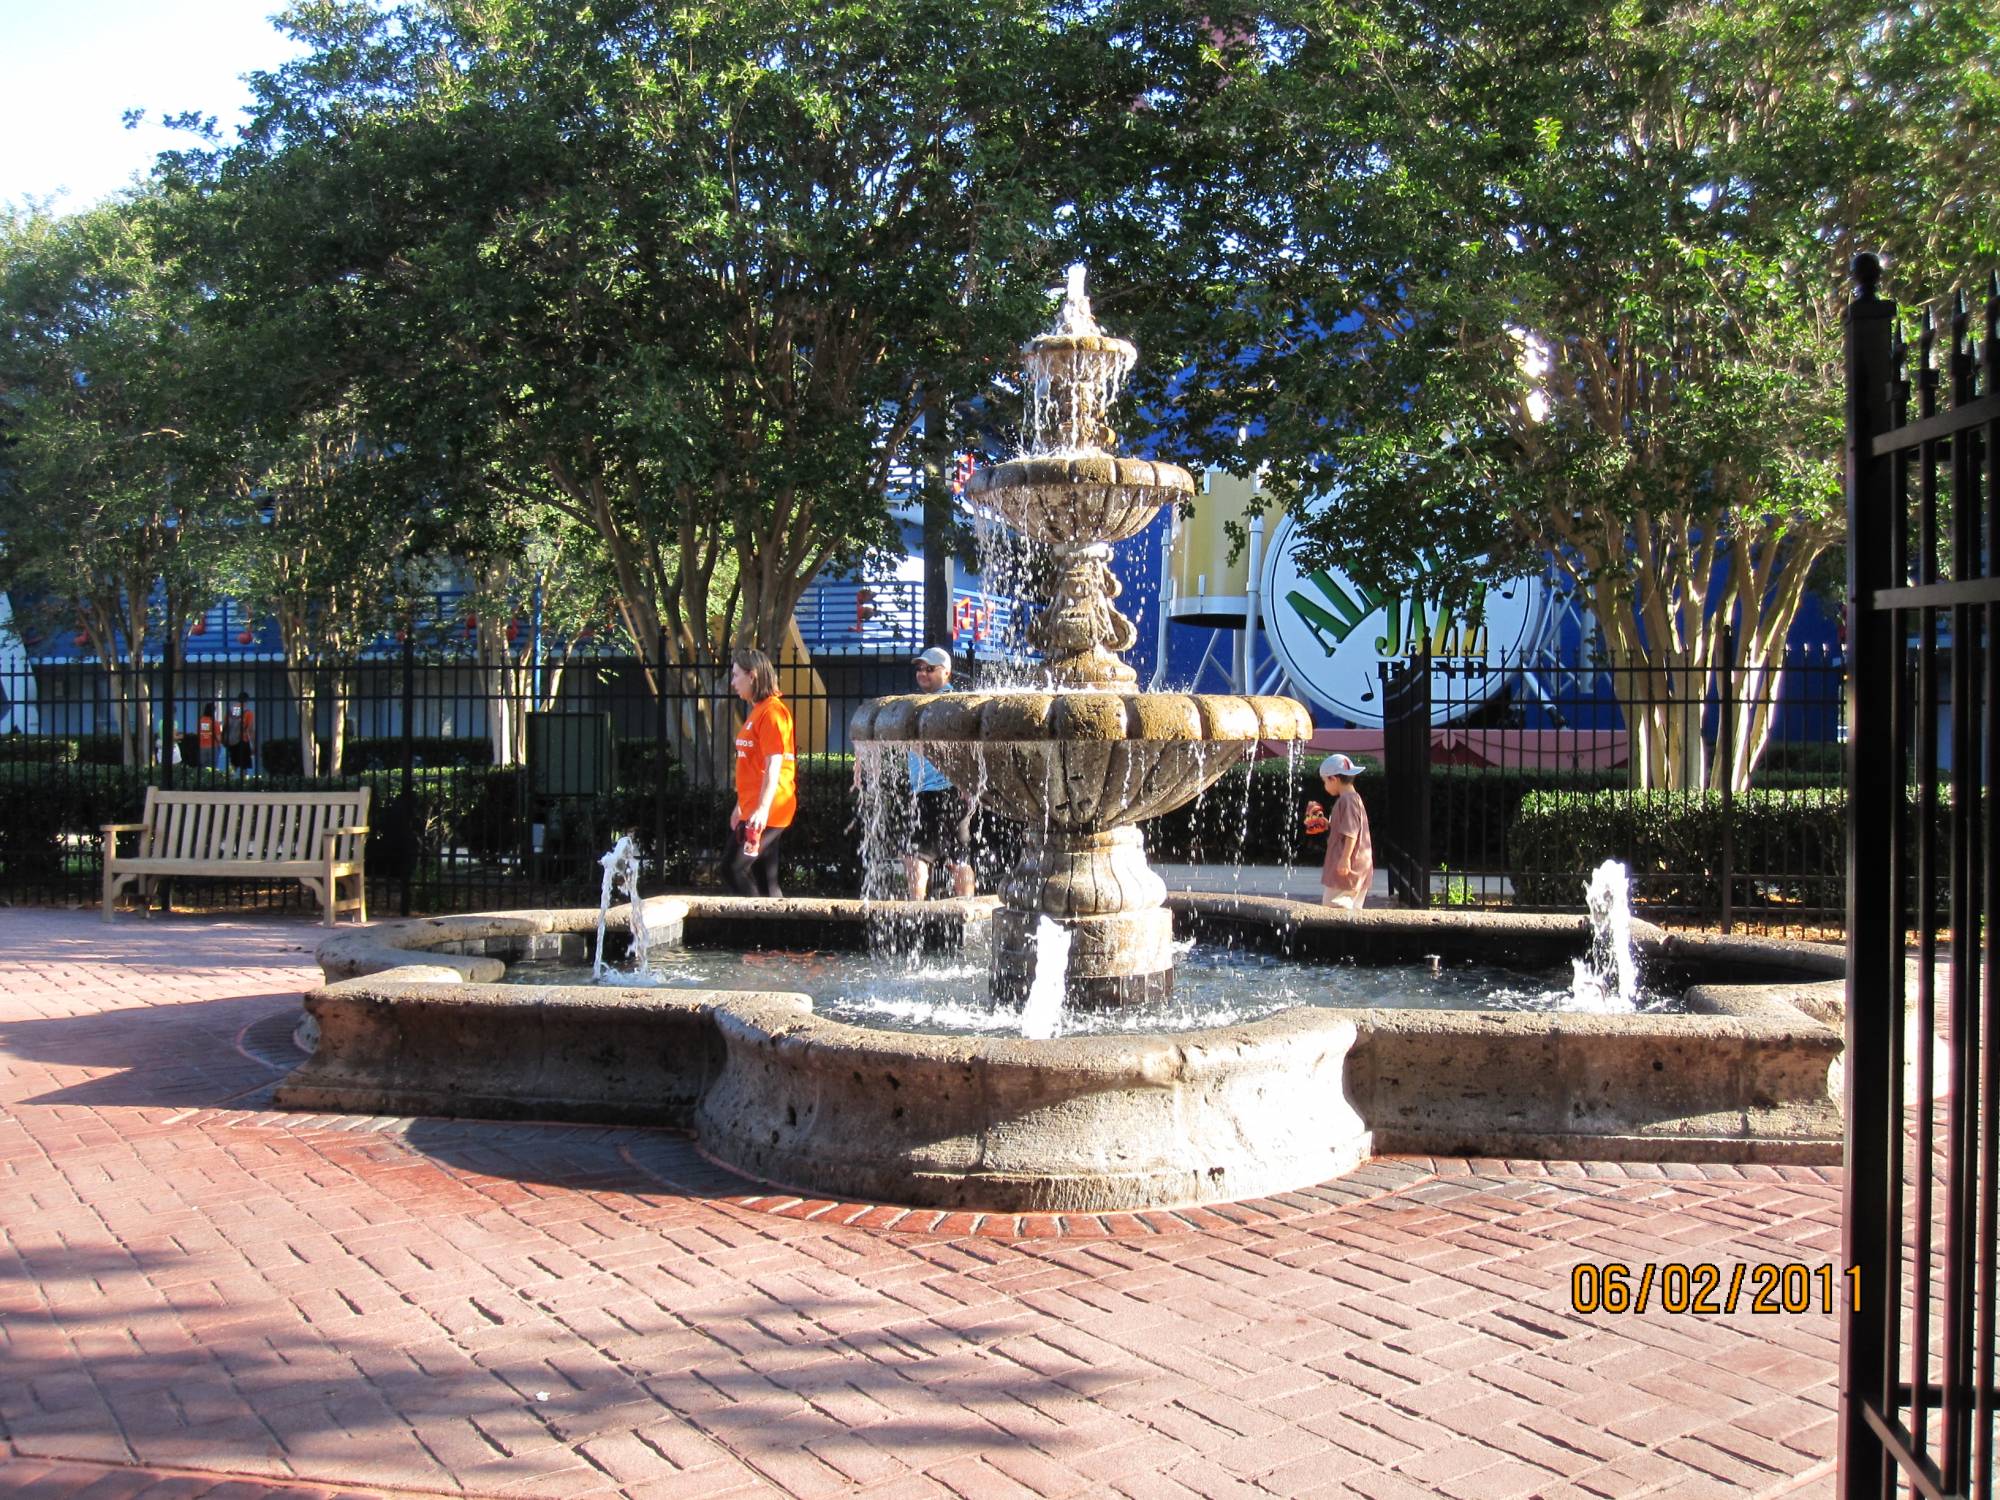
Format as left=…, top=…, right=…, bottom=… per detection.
left=1414, top=654, right=1431, bottom=907
left=161, top=626, right=177, bottom=792
left=655, top=627, right=670, bottom=884
left=1719, top=625, right=1733, bottom=934
left=1838, top=251, right=1899, bottom=1500
left=1377, top=653, right=1431, bottom=907
left=399, top=627, right=415, bottom=917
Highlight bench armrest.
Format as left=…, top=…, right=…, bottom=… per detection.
left=322, top=825, right=370, bottom=851
left=101, top=823, right=144, bottom=834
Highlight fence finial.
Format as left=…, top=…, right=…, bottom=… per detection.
left=1851, top=253, right=1882, bottom=301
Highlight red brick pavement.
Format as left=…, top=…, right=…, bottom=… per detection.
left=0, top=909, right=1843, bottom=1498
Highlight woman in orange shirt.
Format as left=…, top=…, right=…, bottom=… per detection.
left=726, top=647, right=796, bottom=896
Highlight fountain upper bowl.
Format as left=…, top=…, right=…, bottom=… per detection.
left=965, top=454, right=1195, bottom=546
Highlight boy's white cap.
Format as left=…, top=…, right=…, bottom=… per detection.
left=1319, top=753, right=1366, bottom=778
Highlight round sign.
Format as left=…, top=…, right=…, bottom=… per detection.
left=1258, top=507, right=1556, bottom=727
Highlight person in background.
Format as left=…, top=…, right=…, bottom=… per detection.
left=903, top=646, right=975, bottom=899
left=222, top=691, right=256, bottom=773
left=197, top=701, right=222, bottom=772
left=727, top=647, right=796, bottom=897
left=1318, top=752, right=1374, bottom=909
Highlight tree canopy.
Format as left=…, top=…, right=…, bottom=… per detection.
left=0, top=197, right=229, bottom=762
left=1112, top=0, right=1997, bottom=786
left=163, top=0, right=1263, bottom=673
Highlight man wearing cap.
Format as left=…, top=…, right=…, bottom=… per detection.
left=1318, top=753, right=1374, bottom=909
left=905, top=647, right=976, bottom=899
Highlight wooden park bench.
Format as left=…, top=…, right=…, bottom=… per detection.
left=102, top=787, right=371, bottom=927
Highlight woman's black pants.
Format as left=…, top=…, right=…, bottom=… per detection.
left=725, top=825, right=787, bottom=897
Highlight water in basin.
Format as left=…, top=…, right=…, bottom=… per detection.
left=502, top=941, right=1681, bottom=1035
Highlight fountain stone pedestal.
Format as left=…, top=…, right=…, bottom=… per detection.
left=851, top=270, right=1313, bottom=1008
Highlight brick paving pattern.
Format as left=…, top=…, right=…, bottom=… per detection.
left=0, top=909, right=1842, bottom=1498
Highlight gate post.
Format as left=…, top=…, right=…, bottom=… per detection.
left=1378, top=653, right=1432, bottom=907
left=1839, top=251, right=1899, bottom=1499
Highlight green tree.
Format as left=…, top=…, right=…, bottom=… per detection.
left=0, top=198, right=229, bottom=766
left=220, top=401, right=425, bottom=775
left=165, top=0, right=1164, bottom=689
left=1119, top=0, right=1997, bottom=789
left=449, top=499, right=622, bottom=767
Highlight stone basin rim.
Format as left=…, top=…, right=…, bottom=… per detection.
left=312, top=892, right=1849, bottom=1034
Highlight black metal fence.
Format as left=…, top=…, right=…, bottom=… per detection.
left=4, top=626, right=1853, bottom=932
left=0, top=641, right=932, bottom=915
left=1376, top=639, right=1848, bottom=934
left=1841, top=262, right=1998, bottom=1500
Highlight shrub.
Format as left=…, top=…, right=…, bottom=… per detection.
left=1428, top=767, right=1625, bottom=871
left=75, top=735, right=127, bottom=766
left=1752, top=740, right=1846, bottom=780
left=260, top=737, right=303, bottom=775
left=1142, top=753, right=1327, bottom=865
left=340, top=736, right=494, bottom=770
left=0, top=734, right=80, bottom=765
left=1509, top=786, right=1851, bottom=913
left=0, top=776, right=71, bottom=878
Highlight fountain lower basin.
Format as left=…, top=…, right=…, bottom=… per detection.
left=279, top=895, right=1846, bottom=1211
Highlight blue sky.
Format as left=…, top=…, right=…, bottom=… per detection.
left=0, top=0, right=309, bottom=212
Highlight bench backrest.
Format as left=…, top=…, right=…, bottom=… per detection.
left=138, top=787, right=371, bottom=863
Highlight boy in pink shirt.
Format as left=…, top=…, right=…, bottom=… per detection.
left=1316, top=753, right=1373, bottom=908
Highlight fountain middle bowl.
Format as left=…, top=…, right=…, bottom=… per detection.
left=965, top=454, right=1194, bottom=547
left=281, top=895, right=1847, bottom=1214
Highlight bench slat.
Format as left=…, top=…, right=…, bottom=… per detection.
left=117, top=859, right=362, bottom=877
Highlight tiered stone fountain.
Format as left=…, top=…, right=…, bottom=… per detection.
left=277, top=273, right=1848, bottom=1211
left=850, top=268, right=1312, bottom=1007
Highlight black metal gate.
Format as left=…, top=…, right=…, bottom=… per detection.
left=1841, top=255, right=1999, bottom=1498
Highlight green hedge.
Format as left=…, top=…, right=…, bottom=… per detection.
left=1430, top=768, right=1625, bottom=870
left=0, top=734, right=83, bottom=765
left=1510, top=785, right=1849, bottom=911
left=1139, top=754, right=1335, bottom=865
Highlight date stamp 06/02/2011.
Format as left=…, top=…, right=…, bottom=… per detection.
left=1571, top=1262, right=1861, bottom=1316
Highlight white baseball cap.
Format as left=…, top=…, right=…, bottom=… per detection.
left=1319, top=753, right=1367, bottom=778
left=913, top=647, right=952, bottom=669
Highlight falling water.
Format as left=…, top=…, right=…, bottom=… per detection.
left=593, top=835, right=656, bottom=982
left=1568, top=859, right=1638, bottom=1011
left=1019, top=916, right=1072, bottom=1040
left=966, top=505, right=1047, bottom=681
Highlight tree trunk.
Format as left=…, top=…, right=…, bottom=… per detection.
left=329, top=673, right=351, bottom=776
left=285, top=660, right=319, bottom=777
left=475, top=616, right=527, bottom=767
